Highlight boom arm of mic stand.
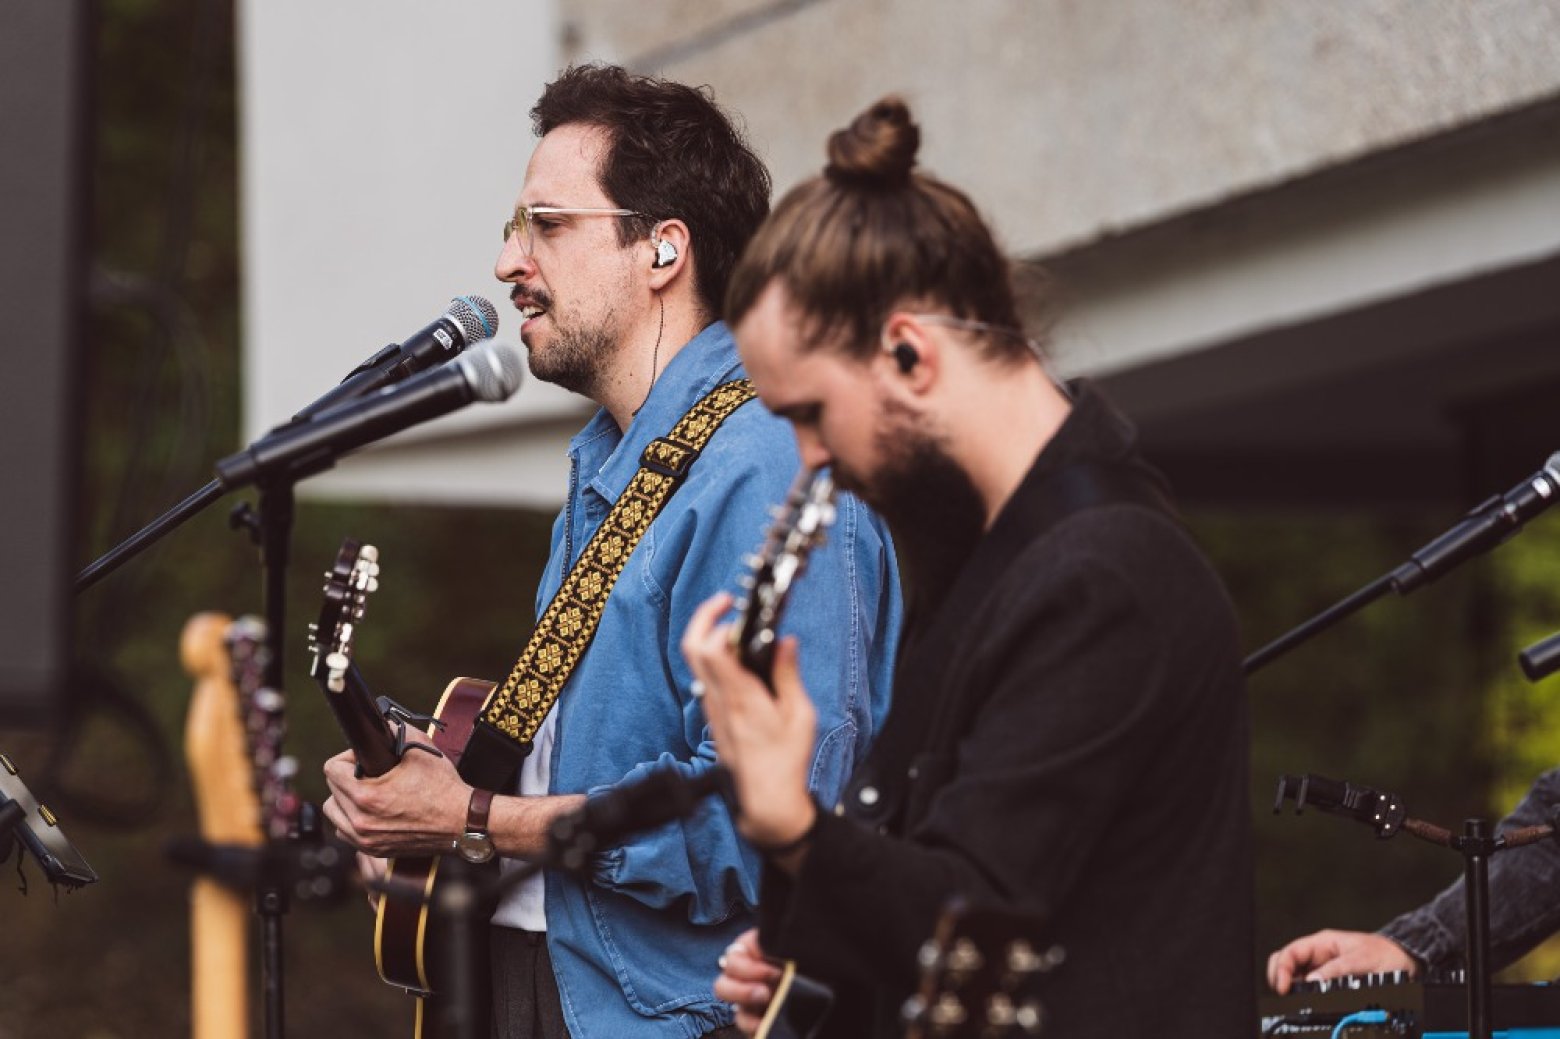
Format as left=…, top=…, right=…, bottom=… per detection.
left=1243, top=574, right=1395, bottom=675
left=74, top=478, right=227, bottom=593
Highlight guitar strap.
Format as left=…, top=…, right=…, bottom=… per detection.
left=459, top=378, right=757, bottom=791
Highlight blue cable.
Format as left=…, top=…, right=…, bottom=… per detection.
left=1331, top=1009, right=1389, bottom=1039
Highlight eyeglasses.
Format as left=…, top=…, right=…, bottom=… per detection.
left=502, top=205, right=643, bottom=254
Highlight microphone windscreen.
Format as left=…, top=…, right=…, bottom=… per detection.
left=458, top=341, right=524, bottom=402
left=448, top=294, right=499, bottom=343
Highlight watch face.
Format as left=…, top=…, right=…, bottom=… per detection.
left=457, top=831, right=495, bottom=864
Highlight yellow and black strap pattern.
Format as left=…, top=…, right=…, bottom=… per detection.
left=476, top=379, right=757, bottom=747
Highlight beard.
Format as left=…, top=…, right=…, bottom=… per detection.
left=522, top=288, right=623, bottom=398
left=837, top=401, right=986, bottom=612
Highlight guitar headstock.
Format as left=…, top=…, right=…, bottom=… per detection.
left=225, top=616, right=300, bottom=840
left=902, top=901, right=1062, bottom=1039
left=730, top=467, right=837, bottom=678
left=182, top=612, right=294, bottom=846
left=308, top=537, right=380, bottom=694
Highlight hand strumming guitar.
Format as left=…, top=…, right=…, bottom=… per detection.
left=712, top=928, right=783, bottom=1036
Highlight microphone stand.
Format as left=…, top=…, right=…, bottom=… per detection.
left=74, top=478, right=225, bottom=592
left=255, top=478, right=294, bottom=1039
left=1243, top=573, right=1396, bottom=675
left=73, top=354, right=403, bottom=594
left=1274, top=773, right=1560, bottom=1039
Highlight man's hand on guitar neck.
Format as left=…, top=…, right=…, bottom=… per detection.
left=713, top=928, right=781, bottom=1036
left=321, top=727, right=584, bottom=860
left=682, top=592, right=819, bottom=874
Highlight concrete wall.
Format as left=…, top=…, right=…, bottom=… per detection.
left=566, top=0, right=1560, bottom=255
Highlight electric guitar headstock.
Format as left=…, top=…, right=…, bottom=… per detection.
left=730, top=467, right=837, bottom=680
left=226, top=615, right=300, bottom=840
left=902, top=901, right=1062, bottom=1039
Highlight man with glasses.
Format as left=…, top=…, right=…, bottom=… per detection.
left=323, top=64, right=901, bottom=1039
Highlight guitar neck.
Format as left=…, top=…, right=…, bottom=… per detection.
left=319, top=661, right=400, bottom=778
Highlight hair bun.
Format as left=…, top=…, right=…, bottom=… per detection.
left=825, top=96, right=920, bottom=189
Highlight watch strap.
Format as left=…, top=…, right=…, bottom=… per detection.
left=465, top=787, right=494, bottom=836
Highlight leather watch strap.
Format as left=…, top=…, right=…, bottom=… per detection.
left=466, top=787, right=495, bottom=835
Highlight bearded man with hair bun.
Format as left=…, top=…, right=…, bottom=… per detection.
left=685, top=96, right=1255, bottom=1038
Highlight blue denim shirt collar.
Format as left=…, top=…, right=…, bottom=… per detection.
left=568, top=320, right=744, bottom=506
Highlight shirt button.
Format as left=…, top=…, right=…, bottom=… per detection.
left=858, top=786, right=880, bottom=806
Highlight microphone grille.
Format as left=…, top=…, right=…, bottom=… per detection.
left=458, top=341, right=524, bottom=402
left=446, top=295, right=500, bottom=344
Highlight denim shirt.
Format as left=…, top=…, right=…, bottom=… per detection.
left=529, top=322, right=902, bottom=1038
left=1380, top=766, right=1560, bottom=972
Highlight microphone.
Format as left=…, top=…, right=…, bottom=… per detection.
left=292, top=295, right=500, bottom=421
left=1520, top=632, right=1560, bottom=683
left=215, top=341, right=523, bottom=490
left=1390, top=451, right=1560, bottom=593
left=547, top=765, right=732, bottom=873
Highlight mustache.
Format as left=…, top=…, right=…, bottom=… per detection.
left=510, top=286, right=554, bottom=310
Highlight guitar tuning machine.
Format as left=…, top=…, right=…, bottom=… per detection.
left=1003, top=939, right=1065, bottom=978
left=983, top=993, right=1044, bottom=1035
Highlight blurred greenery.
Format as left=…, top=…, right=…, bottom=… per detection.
left=4, top=1, right=1560, bottom=1036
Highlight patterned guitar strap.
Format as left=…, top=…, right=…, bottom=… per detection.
left=458, top=378, right=757, bottom=790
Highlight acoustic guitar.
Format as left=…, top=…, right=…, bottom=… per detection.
left=308, top=538, right=495, bottom=1039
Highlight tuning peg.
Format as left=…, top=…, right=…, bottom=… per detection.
left=361, top=544, right=379, bottom=563
left=947, top=937, right=983, bottom=975
left=325, top=651, right=350, bottom=673
left=927, top=993, right=969, bottom=1030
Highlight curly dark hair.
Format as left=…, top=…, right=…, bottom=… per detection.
left=532, top=63, right=772, bottom=318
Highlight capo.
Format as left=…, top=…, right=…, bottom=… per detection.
left=371, top=698, right=448, bottom=768
left=376, top=696, right=446, bottom=733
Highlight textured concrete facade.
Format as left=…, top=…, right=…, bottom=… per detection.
left=563, top=0, right=1560, bottom=255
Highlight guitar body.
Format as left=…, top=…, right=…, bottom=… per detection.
left=375, top=676, right=492, bottom=990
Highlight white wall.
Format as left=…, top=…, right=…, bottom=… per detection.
left=238, top=0, right=583, bottom=506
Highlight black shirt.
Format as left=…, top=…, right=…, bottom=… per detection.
left=759, top=384, right=1256, bottom=1038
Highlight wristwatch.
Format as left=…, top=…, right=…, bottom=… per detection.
left=454, top=787, right=496, bottom=864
